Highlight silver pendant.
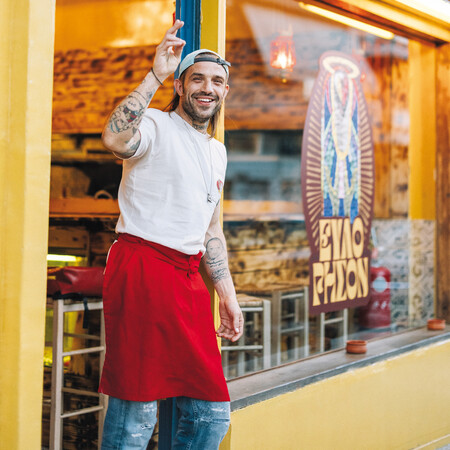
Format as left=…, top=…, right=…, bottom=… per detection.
left=207, top=194, right=213, bottom=203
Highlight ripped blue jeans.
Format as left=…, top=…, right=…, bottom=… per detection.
left=101, top=396, right=230, bottom=450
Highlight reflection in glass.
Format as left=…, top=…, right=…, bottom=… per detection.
left=222, top=0, right=433, bottom=380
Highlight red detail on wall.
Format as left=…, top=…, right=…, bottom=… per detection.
left=358, top=266, right=391, bottom=329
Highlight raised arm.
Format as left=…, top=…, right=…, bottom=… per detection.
left=102, top=20, right=186, bottom=157
left=203, top=204, right=244, bottom=342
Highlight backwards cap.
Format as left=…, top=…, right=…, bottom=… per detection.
left=178, top=49, right=231, bottom=77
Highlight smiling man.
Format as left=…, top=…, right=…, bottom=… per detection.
left=99, top=20, right=243, bottom=450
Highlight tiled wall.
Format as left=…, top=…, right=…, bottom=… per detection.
left=372, top=219, right=435, bottom=328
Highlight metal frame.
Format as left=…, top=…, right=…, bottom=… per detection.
left=49, top=298, right=106, bottom=450
left=269, top=287, right=310, bottom=366
left=221, top=299, right=271, bottom=378
left=317, top=309, right=348, bottom=353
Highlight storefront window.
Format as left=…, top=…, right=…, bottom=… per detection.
left=222, top=0, right=434, bottom=379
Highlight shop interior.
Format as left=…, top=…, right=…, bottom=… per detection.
left=44, top=0, right=436, bottom=448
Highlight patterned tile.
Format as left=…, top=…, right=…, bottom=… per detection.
left=409, top=220, right=435, bottom=326
left=371, top=219, right=435, bottom=328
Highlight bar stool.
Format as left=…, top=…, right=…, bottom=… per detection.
left=49, top=295, right=107, bottom=450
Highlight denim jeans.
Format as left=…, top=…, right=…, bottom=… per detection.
left=101, top=396, right=230, bottom=450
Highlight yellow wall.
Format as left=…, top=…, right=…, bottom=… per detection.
left=408, top=41, right=436, bottom=220
left=339, top=0, right=450, bottom=42
left=222, top=340, right=450, bottom=450
left=201, top=0, right=227, bottom=331
left=0, top=0, right=54, bottom=448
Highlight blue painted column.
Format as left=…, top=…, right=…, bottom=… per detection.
left=158, top=2, right=202, bottom=448
left=176, top=0, right=201, bottom=56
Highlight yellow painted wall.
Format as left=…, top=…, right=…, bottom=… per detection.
left=408, top=41, right=436, bottom=220
left=221, top=340, right=450, bottom=450
left=0, top=0, right=54, bottom=448
left=201, top=0, right=227, bottom=332
left=339, top=0, right=450, bottom=41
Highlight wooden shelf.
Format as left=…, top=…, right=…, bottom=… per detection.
left=49, top=198, right=119, bottom=218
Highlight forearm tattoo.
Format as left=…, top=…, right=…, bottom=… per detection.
left=108, top=86, right=156, bottom=134
left=205, top=238, right=231, bottom=283
left=125, top=127, right=141, bottom=152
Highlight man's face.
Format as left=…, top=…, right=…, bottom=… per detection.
left=175, top=61, right=229, bottom=124
left=206, top=238, right=223, bottom=260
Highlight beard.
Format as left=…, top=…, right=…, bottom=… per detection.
left=180, top=93, right=223, bottom=124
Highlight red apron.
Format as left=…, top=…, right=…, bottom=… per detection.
left=99, top=233, right=230, bottom=402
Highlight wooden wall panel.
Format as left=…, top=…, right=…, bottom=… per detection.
left=364, top=53, right=392, bottom=218
left=224, top=220, right=309, bottom=292
left=52, top=46, right=174, bottom=133
left=52, top=40, right=308, bottom=133
left=390, top=57, right=409, bottom=217
left=225, top=39, right=307, bottom=130
left=436, top=43, right=450, bottom=322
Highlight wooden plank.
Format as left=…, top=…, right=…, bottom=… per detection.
left=224, top=220, right=308, bottom=251
left=52, top=46, right=174, bottom=134
left=436, top=43, right=450, bottom=322
left=48, top=227, right=89, bottom=251
left=390, top=55, right=409, bottom=217
left=90, top=231, right=117, bottom=255
left=50, top=166, right=91, bottom=198
left=232, top=268, right=309, bottom=293
left=228, top=248, right=310, bottom=273
left=223, top=200, right=302, bottom=216
left=363, top=49, right=392, bottom=218
left=49, top=198, right=119, bottom=218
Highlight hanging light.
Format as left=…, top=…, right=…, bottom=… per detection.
left=270, top=34, right=296, bottom=82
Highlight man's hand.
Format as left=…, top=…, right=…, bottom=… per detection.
left=216, top=298, right=244, bottom=342
left=152, top=20, right=186, bottom=83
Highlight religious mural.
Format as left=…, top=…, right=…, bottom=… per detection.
left=301, top=51, right=375, bottom=314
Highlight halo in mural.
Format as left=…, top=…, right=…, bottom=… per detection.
left=301, top=51, right=375, bottom=314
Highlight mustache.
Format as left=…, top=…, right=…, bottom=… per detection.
left=193, top=93, right=218, bottom=101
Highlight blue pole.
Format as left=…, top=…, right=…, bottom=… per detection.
left=158, top=3, right=202, bottom=448
left=175, top=0, right=202, bottom=78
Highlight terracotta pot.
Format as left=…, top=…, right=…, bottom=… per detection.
left=346, top=340, right=367, bottom=354
left=427, top=319, right=446, bottom=331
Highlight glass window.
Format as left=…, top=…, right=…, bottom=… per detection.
left=222, top=0, right=434, bottom=380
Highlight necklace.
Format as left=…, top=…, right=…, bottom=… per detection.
left=179, top=115, right=214, bottom=203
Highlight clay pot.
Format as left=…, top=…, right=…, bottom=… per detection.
left=427, top=319, right=446, bottom=331
left=346, top=340, right=367, bottom=354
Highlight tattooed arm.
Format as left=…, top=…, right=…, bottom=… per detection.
left=102, top=20, right=186, bottom=157
left=203, top=203, right=244, bottom=342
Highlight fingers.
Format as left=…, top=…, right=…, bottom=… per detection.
left=158, top=20, right=185, bottom=53
left=166, top=19, right=184, bottom=36
left=172, top=40, right=186, bottom=58
left=216, top=313, right=244, bottom=342
left=217, top=328, right=236, bottom=341
left=159, top=36, right=186, bottom=53
left=217, top=326, right=242, bottom=342
left=231, top=321, right=243, bottom=342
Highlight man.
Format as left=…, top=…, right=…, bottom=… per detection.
left=99, top=20, right=243, bottom=449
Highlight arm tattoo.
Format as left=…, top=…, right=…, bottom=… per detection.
left=205, top=238, right=231, bottom=283
left=108, top=88, right=156, bottom=134
left=124, top=127, right=141, bottom=154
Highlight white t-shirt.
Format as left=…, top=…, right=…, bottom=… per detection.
left=115, top=109, right=227, bottom=255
